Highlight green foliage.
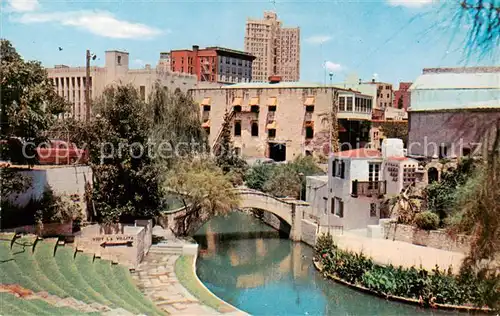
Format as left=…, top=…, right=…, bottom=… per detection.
left=245, top=162, right=275, bottom=191
left=0, top=167, right=31, bottom=198
left=1, top=186, right=81, bottom=229
left=426, top=158, right=475, bottom=223
left=164, top=159, right=240, bottom=235
left=245, top=155, right=324, bottom=198
left=263, top=164, right=301, bottom=198
left=315, top=233, right=500, bottom=309
left=397, top=97, right=404, bottom=109
left=414, top=211, right=440, bottom=230
left=1, top=40, right=68, bottom=159
left=214, top=110, right=248, bottom=186
left=377, top=122, right=408, bottom=146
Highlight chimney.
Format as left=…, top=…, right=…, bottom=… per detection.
left=192, top=45, right=199, bottom=51
left=268, top=75, right=282, bottom=84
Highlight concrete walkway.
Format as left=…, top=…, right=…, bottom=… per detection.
left=132, top=251, right=221, bottom=315
left=333, top=231, right=465, bottom=273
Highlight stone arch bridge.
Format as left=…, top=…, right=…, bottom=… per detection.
left=160, top=188, right=311, bottom=241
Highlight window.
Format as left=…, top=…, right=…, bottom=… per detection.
left=234, top=121, right=241, bottom=136
left=203, top=105, right=211, bottom=111
left=368, top=163, right=381, bottom=189
left=250, top=105, right=259, bottom=113
left=117, top=55, right=122, bottom=65
left=333, top=197, right=344, bottom=217
left=305, top=124, right=314, bottom=139
left=235, top=147, right=241, bottom=156
left=305, top=105, right=314, bottom=112
left=332, top=159, right=345, bottom=179
left=251, top=122, right=259, bottom=136
left=234, top=105, right=242, bottom=112
left=268, top=129, right=276, bottom=138
left=387, top=93, right=390, bottom=98
left=339, top=97, right=345, bottom=111
left=370, top=203, right=377, bottom=217
left=268, top=105, right=277, bottom=112
left=139, top=86, right=146, bottom=101
left=346, top=97, right=353, bottom=111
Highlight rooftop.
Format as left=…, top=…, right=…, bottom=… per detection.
left=332, top=148, right=382, bottom=159
left=410, top=67, right=500, bottom=90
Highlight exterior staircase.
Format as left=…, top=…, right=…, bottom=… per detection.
left=148, top=241, right=184, bottom=255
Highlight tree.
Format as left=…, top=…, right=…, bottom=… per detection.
left=214, top=110, right=248, bottom=185
left=245, top=162, right=276, bottom=191
left=1, top=39, right=68, bottom=162
left=147, top=83, right=208, bottom=167
left=164, top=159, right=240, bottom=235
left=263, top=164, right=302, bottom=198
left=378, top=121, right=408, bottom=146
left=82, top=85, right=164, bottom=224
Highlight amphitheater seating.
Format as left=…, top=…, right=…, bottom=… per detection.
left=0, top=233, right=164, bottom=316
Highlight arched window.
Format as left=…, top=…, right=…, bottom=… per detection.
left=251, top=122, right=259, bottom=136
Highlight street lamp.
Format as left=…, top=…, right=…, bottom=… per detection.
left=85, top=50, right=97, bottom=122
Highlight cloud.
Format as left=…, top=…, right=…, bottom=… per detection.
left=6, top=0, right=39, bottom=12
left=133, top=59, right=146, bottom=67
left=324, top=61, right=342, bottom=73
left=386, top=0, right=435, bottom=8
left=14, top=10, right=162, bottom=39
left=305, top=35, right=332, bottom=45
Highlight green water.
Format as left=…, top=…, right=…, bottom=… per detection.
left=193, top=211, right=462, bottom=316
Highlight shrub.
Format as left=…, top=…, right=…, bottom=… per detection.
left=414, top=211, right=440, bottom=230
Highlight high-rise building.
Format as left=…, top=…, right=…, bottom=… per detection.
left=244, top=11, right=300, bottom=82
left=168, top=45, right=255, bottom=84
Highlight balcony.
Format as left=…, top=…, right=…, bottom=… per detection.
left=351, top=180, right=386, bottom=198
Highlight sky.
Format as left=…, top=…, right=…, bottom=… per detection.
left=2, top=0, right=499, bottom=86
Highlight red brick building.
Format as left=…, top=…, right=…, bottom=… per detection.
left=168, top=46, right=255, bottom=84
left=393, top=82, right=412, bottom=110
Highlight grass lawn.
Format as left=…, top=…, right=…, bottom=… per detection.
left=174, top=255, right=236, bottom=313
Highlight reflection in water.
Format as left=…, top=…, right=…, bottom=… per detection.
left=194, top=212, right=460, bottom=316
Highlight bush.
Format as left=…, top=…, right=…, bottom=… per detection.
left=414, top=211, right=440, bottom=230
left=314, top=233, right=499, bottom=309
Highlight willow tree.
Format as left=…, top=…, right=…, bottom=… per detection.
left=164, top=159, right=240, bottom=236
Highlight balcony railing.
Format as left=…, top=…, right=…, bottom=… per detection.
left=351, top=180, right=386, bottom=198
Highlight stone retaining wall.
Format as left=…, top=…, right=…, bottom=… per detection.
left=300, top=219, right=318, bottom=247
left=383, top=222, right=471, bottom=253
left=2, top=221, right=73, bottom=236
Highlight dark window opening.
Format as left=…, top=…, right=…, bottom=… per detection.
left=305, top=105, right=314, bottom=112
left=139, top=86, right=145, bottom=101
left=268, top=129, right=276, bottom=138
left=234, top=121, right=241, bottom=136
left=203, top=105, right=211, bottom=112
left=268, top=105, right=277, bottom=112
left=251, top=122, right=259, bottom=136
left=305, top=150, right=312, bottom=156
left=251, top=105, right=259, bottom=113
left=117, top=55, right=122, bottom=65
left=234, top=105, right=242, bottom=112
left=305, top=126, right=314, bottom=139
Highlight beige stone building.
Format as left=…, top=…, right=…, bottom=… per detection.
left=47, top=50, right=198, bottom=120
left=245, top=11, right=300, bottom=82
left=190, top=79, right=373, bottom=162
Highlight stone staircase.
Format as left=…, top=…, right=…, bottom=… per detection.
left=148, top=241, right=184, bottom=255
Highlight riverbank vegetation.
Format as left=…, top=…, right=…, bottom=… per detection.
left=315, top=234, right=499, bottom=310
left=245, top=155, right=324, bottom=199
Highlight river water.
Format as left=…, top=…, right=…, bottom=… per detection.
left=193, top=212, right=459, bottom=316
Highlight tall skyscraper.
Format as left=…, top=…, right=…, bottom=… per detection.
left=244, top=11, right=300, bottom=82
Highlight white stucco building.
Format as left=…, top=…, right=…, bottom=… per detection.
left=47, top=50, right=198, bottom=120
left=305, top=138, right=419, bottom=231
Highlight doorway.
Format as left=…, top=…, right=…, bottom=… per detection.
left=268, top=142, right=286, bottom=162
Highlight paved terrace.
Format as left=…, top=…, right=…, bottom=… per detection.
left=332, top=231, right=465, bottom=273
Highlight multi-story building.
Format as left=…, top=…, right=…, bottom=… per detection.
left=168, top=46, right=255, bottom=84
left=305, top=138, right=420, bottom=231
left=393, top=82, right=412, bottom=110
left=245, top=11, right=300, bottom=82
left=333, top=77, right=393, bottom=119
left=47, top=50, right=197, bottom=120
left=190, top=76, right=373, bottom=162
left=408, top=66, right=500, bottom=158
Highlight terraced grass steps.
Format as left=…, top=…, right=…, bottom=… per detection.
left=54, top=246, right=113, bottom=306
left=0, top=234, right=166, bottom=315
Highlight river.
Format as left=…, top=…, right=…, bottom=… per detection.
left=193, top=212, right=460, bottom=316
